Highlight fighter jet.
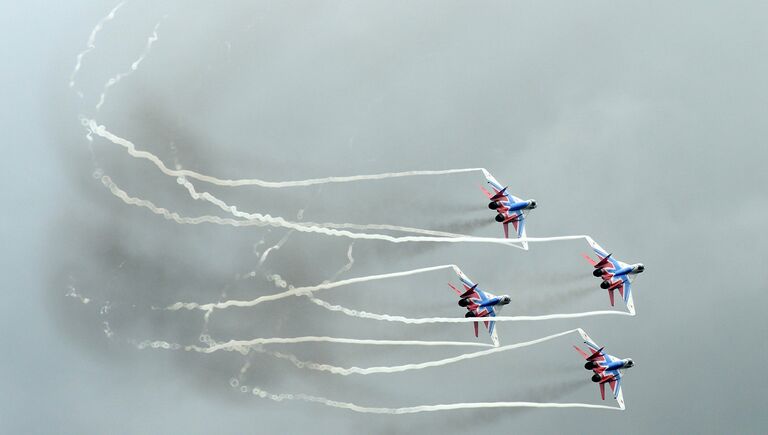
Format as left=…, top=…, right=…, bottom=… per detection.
left=480, top=170, right=536, bottom=247
left=573, top=329, right=633, bottom=408
left=448, top=268, right=510, bottom=347
left=583, top=238, right=644, bottom=313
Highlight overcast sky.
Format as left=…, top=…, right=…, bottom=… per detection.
left=2, top=1, right=767, bottom=433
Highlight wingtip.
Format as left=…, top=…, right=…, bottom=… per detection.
left=576, top=328, right=591, bottom=344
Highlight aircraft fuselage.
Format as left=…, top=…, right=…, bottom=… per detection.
left=586, top=358, right=634, bottom=375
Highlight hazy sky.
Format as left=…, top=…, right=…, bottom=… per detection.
left=2, top=1, right=767, bottom=433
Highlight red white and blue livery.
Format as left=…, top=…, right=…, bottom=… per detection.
left=448, top=268, right=510, bottom=347
left=480, top=170, right=536, bottom=248
left=573, top=329, right=633, bottom=409
left=583, top=238, right=644, bottom=314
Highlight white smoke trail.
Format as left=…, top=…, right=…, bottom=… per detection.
left=306, top=295, right=635, bottom=324
left=135, top=336, right=492, bottom=353
left=329, top=242, right=355, bottom=281
left=88, top=124, right=594, bottom=250
left=102, top=172, right=591, bottom=253
left=86, top=120, right=504, bottom=241
left=101, top=176, right=530, bottom=247
left=258, top=230, right=294, bottom=266
left=252, top=329, right=577, bottom=375
left=167, top=264, right=459, bottom=311
left=95, top=18, right=165, bottom=110
left=69, top=2, right=125, bottom=95
left=239, top=383, right=623, bottom=413
left=178, top=176, right=478, bottom=239
left=84, top=118, right=485, bottom=187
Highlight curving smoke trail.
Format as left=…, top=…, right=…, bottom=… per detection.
left=240, top=329, right=579, bottom=375
left=178, top=176, right=480, bottom=239
left=135, top=336, right=492, bottom=353
left=239, top=384, right=623, bottom=413
left=84, top=118, right=485, bottom=187
left=166, top=264, right=461, bottom=311
left=101, top=176, right=532, bottom=247
left=227, top=328, right=626, bottom=412
left=68, top=2, right=125, bottom=95
left=258, top=231, right=294, bottom=266
left=102, top=175, right=595, bottom=252
left=305, top=295, right=636, bottom=324
left=329, top=242, right=355, bottom=281
left=95, top=18, right=166, bottom=110
left=71, top=4, right=637, bottom=419
left=86, top=123, right=600, bottom=251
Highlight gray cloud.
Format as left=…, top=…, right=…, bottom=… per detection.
left=4, top=0, right=768, bottom=433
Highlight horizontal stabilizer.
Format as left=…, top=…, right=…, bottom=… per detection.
left=573, top=345, right=589, bottom=359
left=582, top=253, right=597, bottom=266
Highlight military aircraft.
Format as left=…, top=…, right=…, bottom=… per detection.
left=573, top=329, right=633, bottom=408
left=448, top=268, right=510, bottom=347
left=480, top=170, right=536, bottom=247
left=583, top=238, right=644, bottom=313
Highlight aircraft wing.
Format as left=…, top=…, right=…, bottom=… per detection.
left=577, top=329, right=607, bottom=360
left=607, top=274, right=635, bottom=313
left=577, top=329, right=627, bottom=406
left=622, top=276, right=635, bottom=314
left=487, top=316, right=499, bottom=347
left=482, top=171, right=524, bottom=204
left=449, top=270, right=499, bottom=345
left=614, top=379, right=626, bottom=409
left=457, top=270, right=477, bottom=292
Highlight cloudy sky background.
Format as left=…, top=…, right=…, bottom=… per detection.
left=2, top=1, right=767, bottom=433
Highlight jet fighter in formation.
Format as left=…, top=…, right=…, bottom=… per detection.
left=583, top=238, right=644, bottom=314
left=573, top=329, right=633, bottom=408
left=480, top=170, right=536, bottom=247
left=448, top=268, right=510, bottom=347
left=457, top=171, right=643, bottom=408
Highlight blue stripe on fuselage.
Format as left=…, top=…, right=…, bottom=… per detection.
left=506, top=201, right=531, bottom=212
left=612, top=266, right=633, bottom=277
left=479, top=297, right=502, bottom=307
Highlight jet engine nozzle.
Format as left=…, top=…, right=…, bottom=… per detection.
left=584, top=361, right=596, bottom=370
left=488, top=201, right=499, bottom=210
left=495, top=214, right=505, bottom=222
left=458, top=298, right=470, bottom=307
left=465, top=311, right=477, bottom=318
left=593, top=268, right=604, bottom=277
left=600, top=280, right=612, bottom=289
left=591, top=374, right=602, bottom=383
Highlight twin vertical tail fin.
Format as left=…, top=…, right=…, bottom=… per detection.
left=587, top=347, right=605, bottom=361
left=594, top=254, right=613, bottom=269
left=490, top=187, right=508, bottom=201
left=460, top=284, right=478, bottom=298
